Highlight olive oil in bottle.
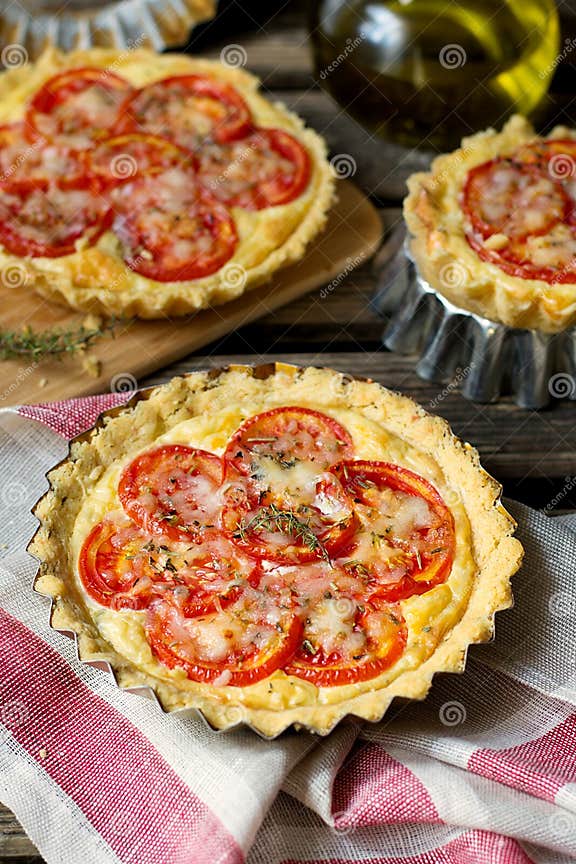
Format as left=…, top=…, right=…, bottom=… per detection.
left=310, top=0, right=560, bottom=150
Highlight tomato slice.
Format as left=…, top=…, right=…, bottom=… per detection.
left=0, top=178, right=112, bottom=258
left=0, top=122, right=85, bottom=184
left=224, top=406, right=354, bottom=482
left=118, top=444, right=223, bottom=543
left=462, top=142, right=576, bottom=284
left=222, top=408, right=356, bottom=563
left=221, top=472, right=357, bottom=564
left=78, top=519, right=259, bottom=614
left=78, top=519, right=167, bottom=611
left=110, top=166, right=237, bottom=281
left=117, top=75, right=252, bottom=150
left=26, top=68, right=133, bottom=149
left=285, top=595, right=406, bottom=686
left=198, top=128, right=311, bottom=210
left=514, top=139, right=576, bottom=185
left=169, top=532, right=263, bottom=616
left=333, top=461, right=455, bottom=602
left=466, top=227, right=576, bottom=284
left=145, top=591, right=302, bottom=686
left=87, top=133, right=192, bottom=185
left=462, top=157, right=569, bottom=241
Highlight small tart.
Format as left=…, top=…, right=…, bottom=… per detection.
left=404, top=115, right=576, bottom=333
left=29, top=364, right=522, bottom=737
left=0, top=48, right=335, bottom=319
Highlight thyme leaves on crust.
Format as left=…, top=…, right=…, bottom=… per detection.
left=233, top=502, right=331, bottom=561
left=0, top=318, right=124, bottom=361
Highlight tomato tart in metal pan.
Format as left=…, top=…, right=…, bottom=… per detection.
left=0, top=49, right=334, bottom=318
left=30, top=364, right=523, bottom=737
left=404, top=115, right=576, bottom=333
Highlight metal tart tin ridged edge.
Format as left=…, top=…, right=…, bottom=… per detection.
left=0, top=0, right=216, bottom=60
left=27, top=362, right=515, bottom=739
left=373, top=236, right=576, bottom=410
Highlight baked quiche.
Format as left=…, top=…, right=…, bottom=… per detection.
left=405, top=115, right=576, bottom=333
left=30, top=364, right=522, bottom=737
left=0, top=48, right=334, bottom=318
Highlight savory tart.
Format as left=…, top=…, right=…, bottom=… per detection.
left=405, top=115, right=576, bottom=333
left=30, top=364, right=522, bottom=737
left=0, top=48, right=334, bottom=318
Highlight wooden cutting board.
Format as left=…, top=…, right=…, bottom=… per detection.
left=0, top=180, right=382, bottom=406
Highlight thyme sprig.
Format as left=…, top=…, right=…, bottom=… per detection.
left=0, top=318, right=122, bottom=361
left=234, top=502, right=330, bottom=562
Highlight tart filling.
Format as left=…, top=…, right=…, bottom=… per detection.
left=30, top=365, right=523, bottom=736
left=0, top=49, right=334, bottom=318
left=404, top=115, right=576, bottom=333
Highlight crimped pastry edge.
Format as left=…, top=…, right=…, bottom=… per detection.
left=28, top=363, right=523, bottom=737
left=0, top=48, right=336, bottom=319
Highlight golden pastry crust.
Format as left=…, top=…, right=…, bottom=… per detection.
left=29, top=364, right=523, bottom=737
left=0, top=48, right=335, bottom=318
left=404, top=115, right=576, bottom=333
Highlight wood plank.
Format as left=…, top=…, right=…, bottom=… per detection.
left=187, top=0, right=313, bottom=88
left=0, top=804, right=38, bottom=860
left=212, top=208, right=401, bottom=349
left=265, top=90, right=432, bottom=203
left=200, top=27, right=313, bottom=89
left=0, top=181, right=382, bottom=407
left=140, top=352, right=576, bottom=486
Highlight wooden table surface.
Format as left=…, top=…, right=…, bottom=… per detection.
left=2, top=2, right=576, bottom=860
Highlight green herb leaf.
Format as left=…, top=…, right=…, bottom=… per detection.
left=0, top=318, right=126, bottom=361
left=233, top=503, right=330, bottom=561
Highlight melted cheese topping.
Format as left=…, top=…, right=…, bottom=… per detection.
left=71, top=395, right=476, bottom=710
left=33, top=82, right=127, bottom=149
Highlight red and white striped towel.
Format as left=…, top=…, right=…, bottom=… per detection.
left=0, top=393, right=575, bottom=864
